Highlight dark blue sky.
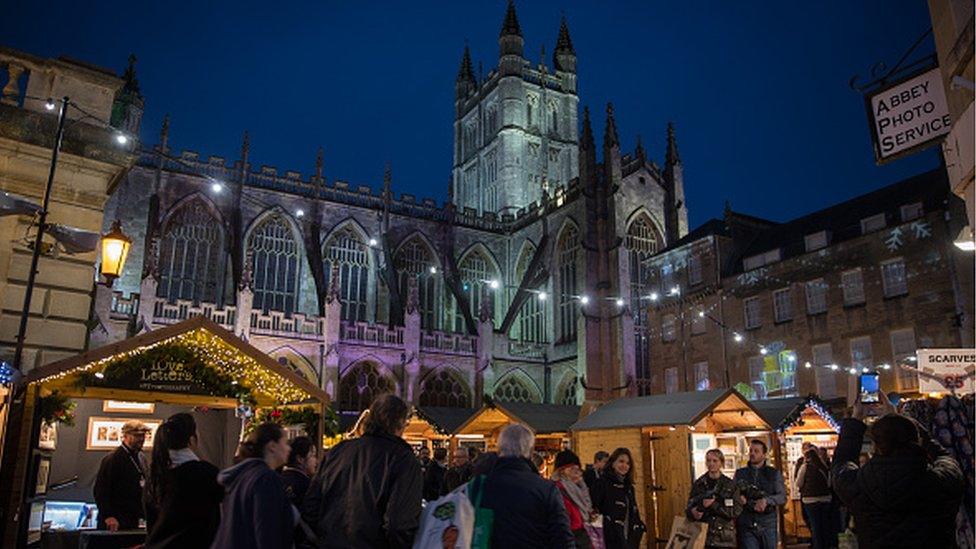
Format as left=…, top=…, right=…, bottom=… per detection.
left=2, top=0, right=940, bottom=227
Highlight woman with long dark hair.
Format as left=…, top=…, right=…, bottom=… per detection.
left=590, top=447, right=645, bottom=549
left=144, top=413, right=222, bottom=548
left=795, top=444, right=838, bottom=549
left=211, top=422, right=294, bottom=549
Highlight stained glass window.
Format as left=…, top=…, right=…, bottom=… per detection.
left=324, top=227, right=369, bottom=322
left=248, top=214, right=301, bottom=314
left=158, top=198, right=225, bottom=304
left=339, top=362, right=395, bottom=412
left=419, top=370, right=471, bottom=408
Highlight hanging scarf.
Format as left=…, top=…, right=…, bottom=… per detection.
left=553, top=469, right=593, bottom=518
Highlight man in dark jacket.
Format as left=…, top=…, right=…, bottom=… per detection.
left=832, top=393, right=963, bottom=549
left=478, top=423, right=575, bottom=548
left=303, top=394, right=422, bottom=548
left=93, top=420, right=149, bottom=531
left=733, top=439, right=786, bottom=549
left=423, top=447, right=448, bottom=501
left=441, top=446, right=473, bottom=494
left=582, top=450, right=608, bottom=490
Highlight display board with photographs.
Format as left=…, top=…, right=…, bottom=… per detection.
left=86, top=417, right=161, bottom=450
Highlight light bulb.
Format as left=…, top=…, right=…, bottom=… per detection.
left=429, top=266, right=437, bottom=274
left=697, top=311, right=705, bottom=318
left=580, top=295, right=590, bottom=305
left=368, top=238, right=378, bottom=247
left=733, top=333, right=743, bottom=343
left=211, top=182, right=223, bottom=193
left=489, top=279, right=500, bottom=290
left=649, top=292, right=659, bottom=301
left=760, top=347, right=768, bottom=355
left=615, top=298, right=624, bottom=307
left=804, top=362, right=812, bottom=369
left=296, top=209, right=305, bottom=218
left=45, top=98, right=56, bottom=111
left=538, top=291, right=547, bottom=301
left=115, top=133, right=128, bottom=145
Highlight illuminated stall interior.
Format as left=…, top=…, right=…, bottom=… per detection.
left=18, top=316, right=328, bottom=544
left=343, top=406, right=477, bottom=452
left=572, top=389, right=772, bottom=545
left=453, top=402, right=579, bottom=468
left=752, top=395, right=842, bottom=543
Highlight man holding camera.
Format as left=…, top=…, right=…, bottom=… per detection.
left=732, top=439, right=786, bottom=549
left=831, top=391, right=963, bottom=549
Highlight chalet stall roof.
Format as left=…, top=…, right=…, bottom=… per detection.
left=25, top=315, right=329, bottom=406
left=750, top=395, right=841, bottom=433
left=571, top=389, right=769, bottom=432
left=344, top=406, right=478, bottom=438
left=456, top=402, right=581, bottom=436
left=415, top=406, right=479, bottom=434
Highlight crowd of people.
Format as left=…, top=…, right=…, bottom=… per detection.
left=90, top=390, right=965, bottom=548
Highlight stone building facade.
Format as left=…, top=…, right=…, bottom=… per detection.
left=93, top=3, right=689, bottom=413
left=642, top=168, right=974, bottom=401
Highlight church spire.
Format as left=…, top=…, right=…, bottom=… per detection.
left=604, top=103, right=619, bottom=149
left=635, top=134, right=646, bottom=163
left=553, top=16, right=576, bottom=73
left=500, top=0, right=522, bottom=37
left=666, top=122, right=681, bottom=166
left=456, top=45, right=475, bottom=84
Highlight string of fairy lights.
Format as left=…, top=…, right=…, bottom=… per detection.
left=33, top=328, right=312, bottom=404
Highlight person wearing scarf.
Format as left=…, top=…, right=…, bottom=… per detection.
left=552, top=450, right=596, bottom=549
left=145, top=413, right=223, bottom=549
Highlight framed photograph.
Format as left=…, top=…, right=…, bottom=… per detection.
left=103, top=400, right=155, bottom=414
left=38, top=421, right=57, bottom=450
left=86, top=417, right=161, bottom=450
left=34, top=455, right=51, bottom=496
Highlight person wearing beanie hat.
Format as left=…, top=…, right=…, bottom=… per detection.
left=552, top=450, right=596, bottom=549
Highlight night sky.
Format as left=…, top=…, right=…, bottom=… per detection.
left=2, top=0, right=940, bottom=228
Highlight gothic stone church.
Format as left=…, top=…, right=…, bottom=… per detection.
left=96, top=2, right=689, bottom=414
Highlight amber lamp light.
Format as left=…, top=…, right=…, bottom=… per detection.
left=100, top=220, right=131, bottom=286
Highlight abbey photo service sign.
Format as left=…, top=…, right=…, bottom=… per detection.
left=867, top=67, right=951, bottom=163
left=915, top=349, right=976, bottom=395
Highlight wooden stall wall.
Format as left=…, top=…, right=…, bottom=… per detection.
left=649, top=426, right=693, bottom=544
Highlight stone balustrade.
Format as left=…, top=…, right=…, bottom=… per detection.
left=153, top=299, right=237, bottom=328
left=109, top=292, right=140, bottom=318
left=420, top=330, right=477, bottom=355
left=339, top=321, right=404, bottom=348
left=249, top=310, right=322, bottom=339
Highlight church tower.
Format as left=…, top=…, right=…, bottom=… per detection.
left=451, top=2, right=580, bottom=215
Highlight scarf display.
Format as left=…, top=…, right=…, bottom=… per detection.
left=554, top=471, right=593, bottom=517
left=899, top=394, right=974, bottom=549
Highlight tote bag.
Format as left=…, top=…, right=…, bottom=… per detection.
left=412, top=482, right=475, bottom=549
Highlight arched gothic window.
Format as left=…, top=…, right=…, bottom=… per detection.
left=515, top=245, right=545, bottom=343
left=395, top=236, right=438, bottom=330
left=626, top=215, right=661, bottom=327
left=557, top=225, right=580, bottom=342
left=419, top=370, right=471, bottom=408
left=324, top=226, right=369, bottom=322
left=339, top=362, right=395, bottom=412
left=158, top=198, right=225, bottom=304
left=559, top=377, right=577, bottom=405
left=248, top=214, right=301, bottom=314
left=455, top=249, right=497, bottom=332
left=494, top=374, right=537, bottom=403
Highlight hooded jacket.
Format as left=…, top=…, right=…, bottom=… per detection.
left=591, top=471, right=646, bottom=549
left=832, top=418, right=964, bottom=549
left=302, top=431, right=422, bottom=548
left=211, top=458, right=294, bottom=549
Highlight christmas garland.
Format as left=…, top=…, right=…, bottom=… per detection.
left=78, top=342, right=255, bottom=404
left=250, top=405, right=340, bottom=437
left=38, top=390, right=76, bottom=427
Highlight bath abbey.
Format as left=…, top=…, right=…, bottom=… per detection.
left=94, top=2, right=689, bottom=412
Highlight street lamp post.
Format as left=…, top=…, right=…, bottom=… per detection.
left=11, top=97, right=68, bottom=373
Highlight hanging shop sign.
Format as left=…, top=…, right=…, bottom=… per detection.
left=866, top=66, right=951, bottom=163
left=915, top=348, right=976, bottom=394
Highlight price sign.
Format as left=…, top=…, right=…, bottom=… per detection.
left=915, top=349, right=976, bottom=395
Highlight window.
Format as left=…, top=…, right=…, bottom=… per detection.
left=688, top=254, right=703, bottom=286
left=395, top=237, right=439, bottom=330
left=626, top=215, right=661, bottom=328
left=661, top=263, right=675, bottom=293
left=890, top=329, right=918, bottom=391
left=557, top=225, right=580, bottom=342
left=805, top=279, right=828, bottom=315
left=850, top=336, right=873, bottom=370
left=515, top=246, right=545, bottom=343
left=773, top=288, right=793, bottom=323
left=419, top=370, right=471, bottom=408
left=339, top=363, right=394, bottom=411
left=456, top=250, right=497, bottom=332
left=804, top=231, right=828, bottom=252
left=662, top=314, right=677, bottom=342
left=158, top=198, right=225, bottom=305
left=748, top=356, right=767, bottom=400
left=665, top=367, right=679, bottom=394
left=842, top=269, right=865, bottom=306
left=743, top=249, right=781, bottom=271
left=249, top=214, right=302, bottom=314
left=900, top=202, right=923, bottom=222
left=494, top=375, right=537, bottom=403
left=744, top=297, right=762, bottom=329
left=694, top=362, right=710, bottom=391
left=691, top=309, right=707, bottom=335
left=812, top=343, right=837, bottom=398
left=324, top=227, right=369, bottom=322
left=881, top=259, right=908, bottom=297
left=860, top=213, right=886, bottom=234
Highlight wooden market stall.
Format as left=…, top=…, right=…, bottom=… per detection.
left=342, top=406, right=477, bottom=452
left=453, top=402, right=580, bottom=474
left=9, top=315, right=329, bottom=547
left=751, top=395, right=841, bottom=543
left=571, top=388, right=772, bottom=547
